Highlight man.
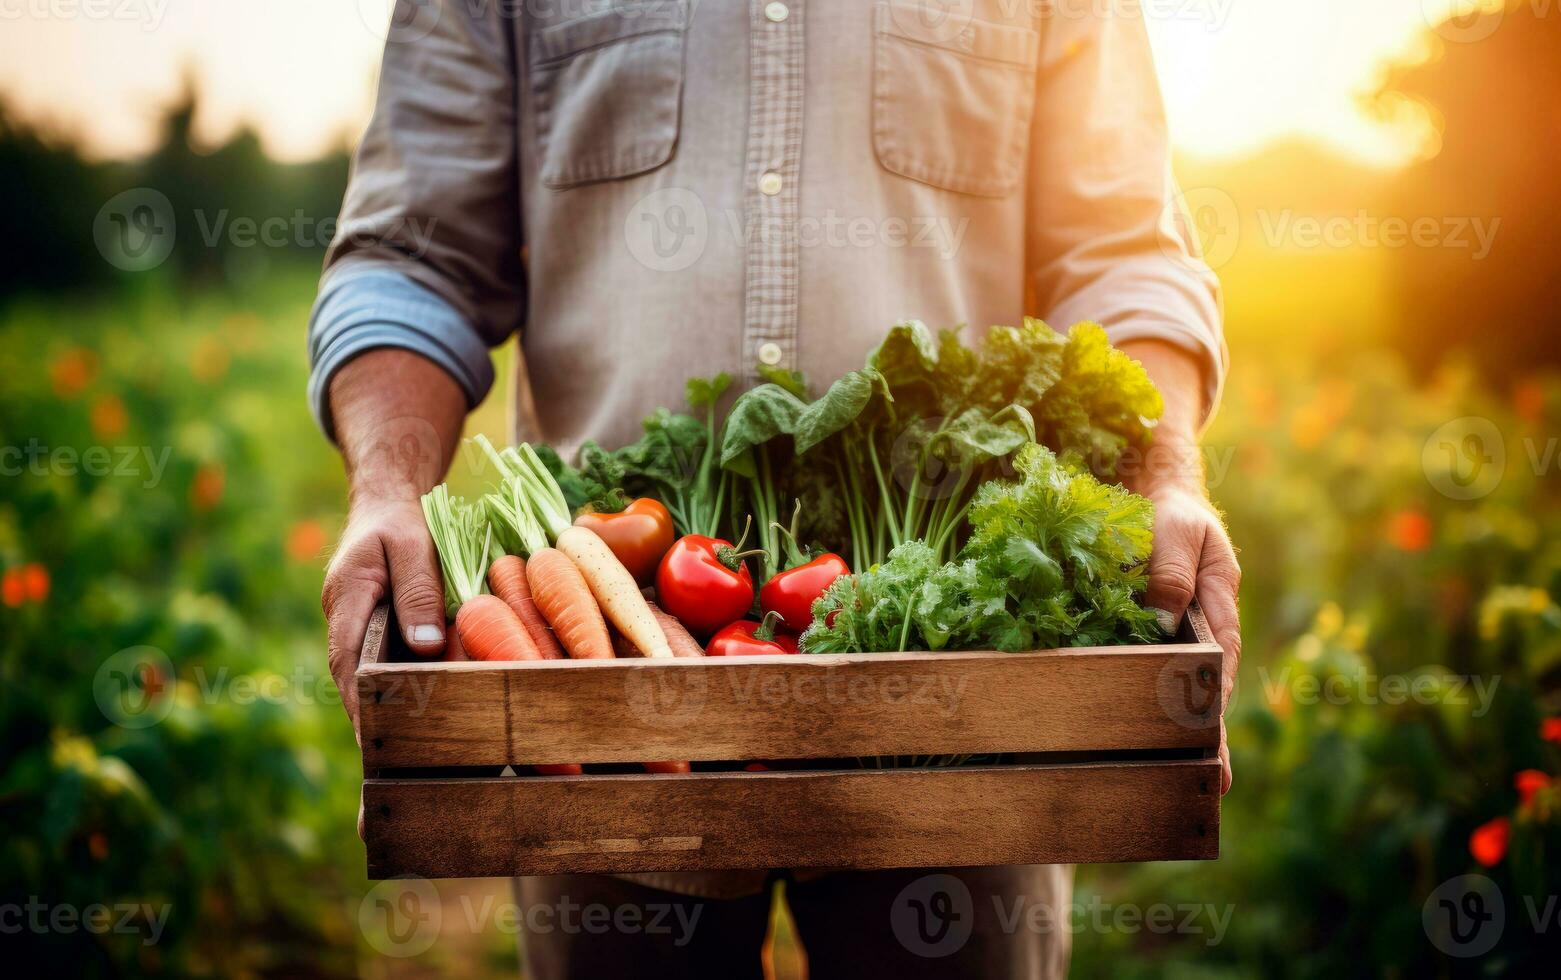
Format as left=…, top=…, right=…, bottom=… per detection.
left=313, top=1, right=1240, bottom=976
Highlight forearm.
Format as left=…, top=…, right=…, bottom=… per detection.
left=329, top=349, right=467, bottom=506
left=1117, top=338, right=1208, bottom=498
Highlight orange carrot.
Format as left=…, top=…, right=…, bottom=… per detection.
left=454, top=594, right=536, bottom=662
left=488, top=555, right=564, bottom=659
left=526, top=548, right=613, bottom=659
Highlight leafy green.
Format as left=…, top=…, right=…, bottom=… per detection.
left=721, top=318, right=1163, bottom=571
left=800, top=445, right=1161, bottom=653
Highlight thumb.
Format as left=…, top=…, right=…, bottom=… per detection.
left=1142, top=517, right=1203, bottom=636
left=385, top=527, right=449, bottom=656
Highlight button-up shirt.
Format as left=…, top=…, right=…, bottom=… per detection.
left=308, top=0, right=1225, bottom=452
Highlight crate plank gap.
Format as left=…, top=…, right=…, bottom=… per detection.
left=357, top=603, right=1223, bottom=878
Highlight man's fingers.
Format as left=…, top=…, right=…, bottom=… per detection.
left=325, top=576, right=380, bottom=740
left=1195, top=532, right=1242, bottom=714
left=385, top=527, right=448, bottom=656
left=1143, top=516, right=1203, bottom=634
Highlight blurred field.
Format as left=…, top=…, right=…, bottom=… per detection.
left=3, top=230, right=1558, bottom=974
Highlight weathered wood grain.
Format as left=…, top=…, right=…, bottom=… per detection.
left=364, top=758, right=1220, bottom=877
left=356, top=609, right=1223, bottom=768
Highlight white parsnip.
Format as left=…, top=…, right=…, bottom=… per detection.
left=556, top=525, right=673, bottom=658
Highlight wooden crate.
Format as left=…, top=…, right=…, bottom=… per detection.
left=358, top=605, right=1223, bottom=879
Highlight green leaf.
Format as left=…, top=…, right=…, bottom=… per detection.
left=685, top=372, right=732, bottom=410
left=793, top=369, right=888, bottom=455
left=757, top=364, right=810, bottom=400
left=718, top=383, right=809, bottom=475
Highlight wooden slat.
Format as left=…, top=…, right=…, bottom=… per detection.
left=357, top=643, right=1222, bottom=768
left=364, top=758, right=1219, bottom=878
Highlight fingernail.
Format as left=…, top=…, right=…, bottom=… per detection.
left=1150, top=607, right=1179, bottom=635
left=408, top=624, right=444, bottom=647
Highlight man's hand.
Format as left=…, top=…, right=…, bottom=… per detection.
left=323, top=498, right=447, bottom=737
left=321, top=349, right=467, bottom=744
left=1118, top=339, right=1241, bottom=795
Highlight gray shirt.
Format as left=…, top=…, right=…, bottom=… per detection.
left=309, top=0, right=1225, bottom=451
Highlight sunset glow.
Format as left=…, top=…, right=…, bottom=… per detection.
left=0, top=1, right=1501, bottom=165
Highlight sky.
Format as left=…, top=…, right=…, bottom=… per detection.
left=0, top=0, right=1503, bottom=166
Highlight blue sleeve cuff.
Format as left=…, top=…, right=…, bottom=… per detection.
left=307, top=266, right=496, bottom=442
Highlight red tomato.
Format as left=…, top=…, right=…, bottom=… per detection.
left=760, top=552, right=850, bottom=632
left=706, top=613, right=799, bottom=656
left=574, top=498, right=675, bottom=584
left=656, top=534, right=760, bottom=637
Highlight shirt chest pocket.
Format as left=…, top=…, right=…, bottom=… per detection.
left=530, top=1, right=688, bottom=189
left=872, top=1, right=1039, bottom=198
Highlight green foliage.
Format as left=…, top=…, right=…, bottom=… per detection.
left=802, top=446, right=1159, bottom=653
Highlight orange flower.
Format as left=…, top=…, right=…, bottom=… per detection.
left=286, top=520, right=328, bottom=563
left=1513, top=380, right=1545, bottom=424
left=1, top=569, right=24, bottom=608
left=1388, top=509, right=1432, bottom=552
left=50, top=348, right=97, bottom=398
left=190, top=463, right=225, bottom=511
left=20, top=564, right=48, bottom=603
left=1543, top=717, right=1561, bottom=744
left=88, top=832, right=109, bottom=861
left=90, top=394, right=129, bottom=440
left=1469, top=817, right=1510, bottom=867
left=1515, top=769, right=1549, bottom=806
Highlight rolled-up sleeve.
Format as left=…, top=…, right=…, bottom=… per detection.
left=1025, top=3, right=1227, bottom=424
left=308, top=0, right=523, bottom=439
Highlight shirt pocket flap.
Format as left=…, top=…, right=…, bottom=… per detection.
left=874, top=1, right=1038, bottom=69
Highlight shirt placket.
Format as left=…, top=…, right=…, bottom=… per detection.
left=741, top=0, right=805, bottom=380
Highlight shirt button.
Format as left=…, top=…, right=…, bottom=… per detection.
left=758, top=171, right=783, bottom=196
left=764, top=2, right=789, bottom=22
left=757, top=342, right=784, bottom=366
